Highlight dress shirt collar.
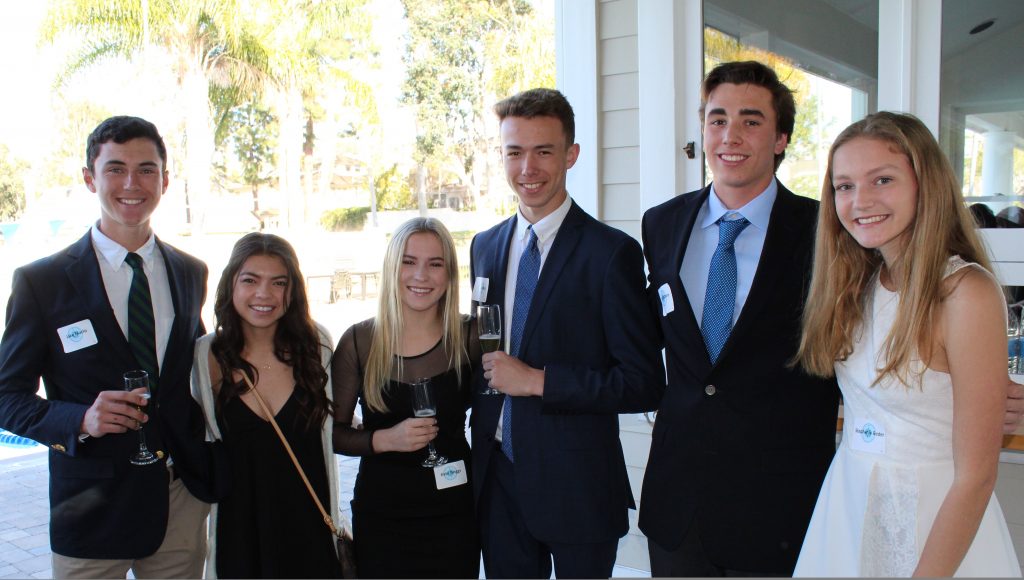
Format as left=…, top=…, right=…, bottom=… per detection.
left=91, top=223, right=159, bottom=272
left=514, top=193, right=572, bottom=250
left=703, top=178, right=778, bottom=230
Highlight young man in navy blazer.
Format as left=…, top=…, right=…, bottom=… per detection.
left=471, top=88, right=664, bottom=578
left=0, top=116, right=216, bottom=578
left=638, top=61, right=1024, bottom=577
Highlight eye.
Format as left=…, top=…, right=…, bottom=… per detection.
left=238, top=276, right=256, bottom=284
left=875, top=176, right=894, bottom=185
left=506, top=151, right=520, bottom=158
left=745, top=119, right=761, bottom=127
left=273, top=279, right=288, bottom=287
left=140, top=168, right=156, bottom=175
left=709, top=119, right=726, bottom=126
left=833, top=183, right=852, bottom=193
left=430, top=260, right=445, bottom=268
left=107, top=167, right=125, bottom=174
left=402, top=258, right=415, bottom=266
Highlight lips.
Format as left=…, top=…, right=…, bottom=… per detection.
left=717, top=153, right=748, bottom=162
left=250, top=305, right=275, bottom=313
left=407, top=286, right=433, bottom=296
left=855, top=215, right=888, bottom=225
left=519, top=182, right=543, bottom=192
left=118, top=198, right=145, bottom=205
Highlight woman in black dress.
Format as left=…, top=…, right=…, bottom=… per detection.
left=333, top=217, right=480, bottom=578
left=192, top=233, right=342, bottom=578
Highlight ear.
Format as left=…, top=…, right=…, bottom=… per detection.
left=162, top=170, right=169, bottom=194
left=774, top=132, right=789, bottom=155
left=565, top=143, right=580, bottom=169
left=82, top=167, right=97, bottom=193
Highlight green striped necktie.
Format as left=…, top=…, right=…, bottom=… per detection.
left=125, top=252, right=159, bottom=390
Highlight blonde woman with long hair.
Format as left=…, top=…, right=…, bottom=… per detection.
left=793, top=112, right=1020, bottom=577
left=332, top=217, right=480, bottom=578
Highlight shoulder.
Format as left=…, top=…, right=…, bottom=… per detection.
left=942, top=261, right=1002, bottom=306
left=156, top=238, right=208, bottom=274
left=776, top=185, right=820, bottom=220
left=340, top=318, right=375, bottom=350
left=16, top=238, right=85, bottom=278
left=643, top=188, right=705, bottom=228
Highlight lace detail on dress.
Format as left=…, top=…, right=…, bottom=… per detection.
left=861, top=463, right=919, bottom=577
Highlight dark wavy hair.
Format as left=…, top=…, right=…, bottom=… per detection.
left=211, top=233, right=332, bottom=432
left=86, top=116, right=168, bottom=173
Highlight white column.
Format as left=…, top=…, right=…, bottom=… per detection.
left=555, top=0, right=599, bottom=218
left=637, top=0, right=704, bottom=211
left=877, top=0, right=942, bottom=135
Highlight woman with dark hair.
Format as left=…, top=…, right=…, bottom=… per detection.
left=332, top=217, right=480, bottom=578
left=191, top=232, right=343, bottom=578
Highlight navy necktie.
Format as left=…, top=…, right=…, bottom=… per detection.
left=700, top=216, right=750, bottom=364
left=503, top=226, right=540, bottom=461
left=125, top=252, right=159, bottom=390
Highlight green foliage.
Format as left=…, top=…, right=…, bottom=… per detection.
left=321, top=206, right=370, bottom=231
left=228, top=101, right=278, bottom=194
left=374, top=164, right=414, bottom=210
left=0, top=145, right=28, bottom=221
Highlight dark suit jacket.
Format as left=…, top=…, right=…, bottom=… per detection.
left=469, top=201, right=665, bottom=545
left=0, top=231, right=212, bottom=559
left=638, top=184, right=840, bottom=573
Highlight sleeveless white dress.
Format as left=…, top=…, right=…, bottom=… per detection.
left=794, top=257, right=1021, bottom=577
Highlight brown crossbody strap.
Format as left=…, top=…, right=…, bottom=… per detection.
left=241, top=372, right=341, bottom=539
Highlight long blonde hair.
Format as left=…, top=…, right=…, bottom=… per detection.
left=362, top=218, right=466, bottom=412
left=796, top=111, right=991, bottom=386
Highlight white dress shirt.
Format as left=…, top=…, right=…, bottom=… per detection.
left=497, top=193, right=573, bottom=441
left=679, top=179, right=777, bottom=326
left=91, top=225, right=175, bottom=370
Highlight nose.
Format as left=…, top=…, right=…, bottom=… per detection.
left=850, top=186, right=873, bottom=209
left=722, top=121, right=741, bottom=145
left=520, top=152, right=539, bottom=176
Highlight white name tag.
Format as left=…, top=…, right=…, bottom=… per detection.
left=433, top=459, right=468, bottom=490
left=849, top=417, right=886, bottom=455
left=57, top=320, right=99, bottom=354
left=472, top=277, right=489, bottom=302
left=658, top=283, right=675, bottom=316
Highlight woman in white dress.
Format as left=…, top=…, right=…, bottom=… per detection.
left=794, top=111, right=1020, bottom=577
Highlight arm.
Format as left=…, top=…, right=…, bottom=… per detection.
left=330, top=324, right=436, bottom=456
left=914, top=269, right=1007, bottom=577
left=0, top=268, right=145, bottom=454
left=486, top=237, right=665, bottom=413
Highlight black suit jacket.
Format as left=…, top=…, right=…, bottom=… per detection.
left=0, top=231, right=213, bottom=559
left=469, top=201, right=665, bottom=544
left=638, top=184, right=839, bottom=573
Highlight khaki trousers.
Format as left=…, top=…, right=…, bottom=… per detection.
left=51, top=477, right=210, bottom=579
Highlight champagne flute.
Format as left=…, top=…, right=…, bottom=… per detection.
left=124, top=370, right=158, bottom=466
left=411, top=378, right=447, bottom=468
left=477, top=304, right=502, bottom=395
left=1010, top=305, right=1022, bottom=374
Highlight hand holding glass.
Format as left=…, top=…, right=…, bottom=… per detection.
left=477, top=304, right=502, bottom=395
left=411, top=378, right=447, bottom=468
left=124, top=370, right=158, bottom=466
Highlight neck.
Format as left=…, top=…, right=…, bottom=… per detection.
left=519, top=190, right=567, bottom=224
left=241, top=324, right=277, bottom=356
left=98, top=221, right=153, bottom=252
left=713, top=176, right=773, bottom=210
left=402, top=307, right=444, bottom=340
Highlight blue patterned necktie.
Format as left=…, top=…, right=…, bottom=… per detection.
left=502, top=226, right=540, bottom=461
left=125, top=252, right=159, bottom=390
left=700, top=216, right=750, bottom=364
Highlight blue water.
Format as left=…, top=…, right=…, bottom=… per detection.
left=0, top=429, right=39, bottom=448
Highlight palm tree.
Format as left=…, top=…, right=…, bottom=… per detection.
left=42, top=0, right=271, bottom=232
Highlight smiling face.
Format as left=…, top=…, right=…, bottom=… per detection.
left=232, top=254, right=290, bottom=333
left=500, top=115, right=580, bottom=223
left=83, top=138, right=167, bottom=248
left=832, top=137, right=919, bottom=266
left=400, top=232, right=450, bottom=316
left=702, top=83, right=788, bottom=208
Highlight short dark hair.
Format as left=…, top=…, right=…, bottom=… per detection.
left=700, top=61, right=796, bottom=169
left=494, top=88, right=576, bottom=146
left=85, top=116, right=167, bottom=173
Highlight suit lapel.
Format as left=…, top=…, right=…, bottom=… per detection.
left=63, top=232, right=136, bottom=369
left=719, top=186, right=803, bottom=363
left=669, top=187, right=711, bottom=348
left=518, top=202, right=585, bottom=355
left=487, top=216, right=516, bottom=308
left=156, top=238, right=187, bottom=379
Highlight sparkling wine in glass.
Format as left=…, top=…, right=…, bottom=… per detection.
left=411, top=378, right=447, bottom=468
left=124, top=370, right=158, bottom=466
left=477, top=304, right=502, bottom=395
left=1010, top=305, right=1022, bottom=374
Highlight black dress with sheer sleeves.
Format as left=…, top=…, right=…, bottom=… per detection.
left=332, top=317, right=480, bottom=579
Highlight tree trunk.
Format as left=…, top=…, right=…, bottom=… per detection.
left=183, top=67, right=213, bottom=234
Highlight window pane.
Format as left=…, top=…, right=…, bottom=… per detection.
left=703, top=0, right=879, bottom=199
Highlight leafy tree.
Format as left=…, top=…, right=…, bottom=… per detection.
left=227, top=100, right=277, bottom=228
left=400, top=0, right=542, bottom=208
left=0, top=145, right=28, bottom=221
left=374, top=164, right=414, bottom=210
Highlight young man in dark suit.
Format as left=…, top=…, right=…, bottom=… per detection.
left=638, top=61, right=1024, bottom=577
left=471, top=88, right=664, bottom=578
left=0, top=116, right=215, bottom=578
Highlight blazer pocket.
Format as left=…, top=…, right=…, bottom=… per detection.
left=50, top=451, right=115, bottom=479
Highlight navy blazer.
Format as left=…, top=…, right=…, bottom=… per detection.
left=469, top=201, right=665, bottom=545
left=637, top=184, right=840, bottom=573
left=0, top=231, right=213, bottom=559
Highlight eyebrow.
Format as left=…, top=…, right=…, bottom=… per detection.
left=706, top=107, right=766, bottom=118
left=503, top=143, right=555, bottom=151
left=102, top=160, right=161, bottom=168
left=832, top=164, right=903, bottom=181
left=404, top=254, right=445, bottom=261
left=238, top=270, right=289, bottom=280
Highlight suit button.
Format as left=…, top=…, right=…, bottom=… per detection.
left=51, top=443, right=66, bottom=453
left=704, top=385, right=716, bottom=396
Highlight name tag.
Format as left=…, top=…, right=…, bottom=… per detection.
left=57, top=320, right=99, bottom=353
left=658, top=283, right=675, bottom=316
left=433, top=459, right=468, bottom=490
left=849, top=417, right=886, bottom=455
left=472, top=277, right=489, bottom=302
